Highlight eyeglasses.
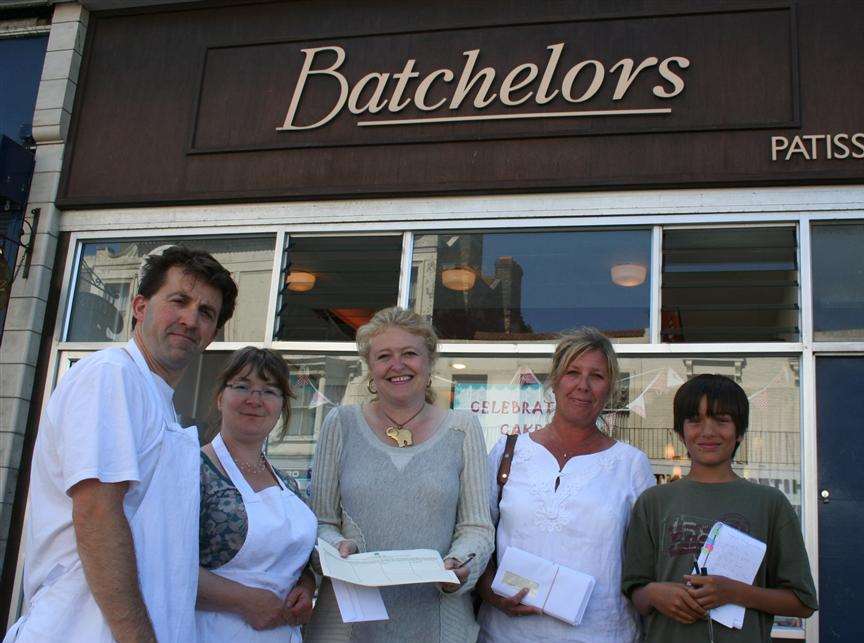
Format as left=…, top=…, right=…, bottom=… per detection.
left=224, top=382, right=284, bottom=401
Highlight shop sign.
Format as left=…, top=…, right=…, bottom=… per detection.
left=189, top=9, right=796, bottom=153
left=453, top=381, right=554, bottom=449
left=277, top=44, right=689, bottom=131
left=771, top=133, right=864, bottom=161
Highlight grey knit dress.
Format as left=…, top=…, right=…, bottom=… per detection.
left=306, top=405, right=494, bottom=643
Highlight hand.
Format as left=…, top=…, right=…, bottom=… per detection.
left=337, top=540, right=358, bottom=557
left=239, top=586, right=289, bottom=631
left=645, top=582, right=707, bottom=624
left=439, top=557, right=469, bottom=593
left=475, top=565, right=541, bottom=617
left=282, top=584, right=314, bottom=626
left=684, top=574, right=743, bottom=610
left=488, top=587, right=543, bottom=617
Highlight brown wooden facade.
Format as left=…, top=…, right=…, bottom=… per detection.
left=57, top=0, right=864, bottom=208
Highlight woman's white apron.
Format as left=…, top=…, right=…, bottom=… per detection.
left=5, top=346, right=200, bottom=643
left=195, top=433, right=317, bottom=642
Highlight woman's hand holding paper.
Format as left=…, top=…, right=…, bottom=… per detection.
left=337, top=539, right=359, bottom=558
left=439, top=557, right=469, bottom=593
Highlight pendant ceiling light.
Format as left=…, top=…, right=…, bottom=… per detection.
left=286, top=270, right=316, bottom=292
left=441, top=266, right=477, bottom=291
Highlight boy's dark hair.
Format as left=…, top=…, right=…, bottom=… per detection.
left=673, top=374, right=749, bottom=456
left=133, top=245, right=238, bottom=330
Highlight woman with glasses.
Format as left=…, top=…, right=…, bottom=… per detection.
left=195, top=347, right=317, bottom=642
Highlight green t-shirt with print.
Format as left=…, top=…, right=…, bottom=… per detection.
left=622, top=477, right=818, bottom=643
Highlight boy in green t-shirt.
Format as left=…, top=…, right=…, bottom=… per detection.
left=622, top=374, right=817, bottom=642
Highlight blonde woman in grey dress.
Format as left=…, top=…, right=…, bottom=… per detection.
left=305, top=307, right=493, bottom=643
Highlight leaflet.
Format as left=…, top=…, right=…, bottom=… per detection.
left=317, top=538, right=459, bottom=587
left=696, top=522, right=767, bottom=629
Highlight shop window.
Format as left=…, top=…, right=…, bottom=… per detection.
left=274, top=235, right=402, bottom=342
left=410, top=229, right=651, bottom=342
left=66, top=236, right=276, bottom=342
left=433, top=354, right=801, bottom=514
left=812, top=222, right=864, bottom=341
left=73, top=346, right=803, bottom=551
left=662, top=227, right=799, bottom=342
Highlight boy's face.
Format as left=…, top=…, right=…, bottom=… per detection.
left=681, top=395, right=741, bottom=468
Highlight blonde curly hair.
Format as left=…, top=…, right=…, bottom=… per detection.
left=356, top=307, right=438, bottom=403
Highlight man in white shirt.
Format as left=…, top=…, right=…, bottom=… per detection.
left=6, top=246, right=238, bottom=643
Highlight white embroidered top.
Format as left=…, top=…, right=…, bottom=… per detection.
left=477, top=433, right=655, bottom=643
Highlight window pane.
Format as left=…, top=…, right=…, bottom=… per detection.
left=662, top=227, right=799, bottom=342
left=411, top=230, right=651, bottom=342
left=174, top=351, right=367, bottom=494
left=0, top=35, right=47, bottom=145
left=437, top=355, right=801, bottom=514
left=66, top=236, right=276, bottom=342
left=812, top=223, right=864, bottom=340
left=174, top=349, right=800, bottom=518
left=274, top=235, right=402, bottom=341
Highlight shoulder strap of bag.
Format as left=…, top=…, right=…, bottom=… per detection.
left=496, top=433, right=518, bottom=505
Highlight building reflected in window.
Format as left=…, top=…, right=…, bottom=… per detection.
left=411, top=230, right=651, bottom=342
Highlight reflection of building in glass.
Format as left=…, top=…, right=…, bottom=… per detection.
left=611, top=356, right=801, bottom=509
left=413, top=234, right=534, bottom=339
left=177, top=353, right=368, bottom=492
left=412, top=231, right=652, bottom=341
left=67, top=238, right=275, bottom=342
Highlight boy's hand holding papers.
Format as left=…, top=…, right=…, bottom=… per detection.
left=683, top=521, right=767, bottom=630
left=490, top=546, right=596, bottom=626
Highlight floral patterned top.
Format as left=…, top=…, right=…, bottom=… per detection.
left=199, top=452, right=301, bottom=569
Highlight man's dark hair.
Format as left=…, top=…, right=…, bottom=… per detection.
left=133, top=246, right=238, bottom=330
left=673, top=373, right=749, bottom=457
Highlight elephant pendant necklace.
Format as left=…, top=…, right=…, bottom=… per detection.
left=382, top=403, right=426, bottom=447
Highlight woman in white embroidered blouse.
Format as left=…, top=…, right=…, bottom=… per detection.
left=476, top=328, right=656, bottom=643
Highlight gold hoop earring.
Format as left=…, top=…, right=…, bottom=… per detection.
left=367, top=378, right=378, bottom=395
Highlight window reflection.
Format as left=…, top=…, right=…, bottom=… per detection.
left=174, top=351, right=800, bottom=511
left=662, top=227, right=799, bottom=342
left=433, top=355, right=801, bottom=511
left=274, top=235, right=402, bottom=341
left=812, top=222, right=864, bottom=340
left=67, top=237, right=276, bottom=342
left=410, top=230, right=651, bottom=342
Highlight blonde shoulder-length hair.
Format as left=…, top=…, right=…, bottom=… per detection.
left=549, top=327, right=620, bottom=408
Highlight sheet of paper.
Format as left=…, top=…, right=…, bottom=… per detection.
left=317, top=539, right=459, bottom=587
left=697, top=522, right=767, bottom=629
left=331, top=578, right=389, bottom=623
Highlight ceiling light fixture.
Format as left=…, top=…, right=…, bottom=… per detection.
left=286, top=270, right=316, bottom=292
left=611, top=263, right=647, bottom=287
left=441, top=266, right=477, bottom=291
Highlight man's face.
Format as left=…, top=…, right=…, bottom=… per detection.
left=132, top=266, right=222, bottom=386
